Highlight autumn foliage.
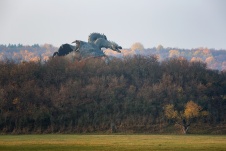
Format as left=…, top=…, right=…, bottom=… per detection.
left=1, top=44, right=226, bottom=71
left=164, top=101, right=206, bottom=134
left=0, top=56, right=226, bottom=134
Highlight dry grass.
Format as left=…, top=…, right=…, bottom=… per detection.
left=0, top=135, right=226, bottom=151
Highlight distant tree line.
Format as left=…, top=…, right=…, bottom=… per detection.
left=1, top=44, right=226, bottom=71
left=0, top=56, right=226, bottom=134
left=0, top=44, right=57, bottom=62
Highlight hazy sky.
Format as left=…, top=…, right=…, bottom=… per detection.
left=0, top=0, right=226, bottom=49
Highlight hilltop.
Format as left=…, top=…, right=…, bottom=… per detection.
left=1, top=44, right=226, bottom=71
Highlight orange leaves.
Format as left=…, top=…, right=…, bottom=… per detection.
left=205, top=56, right=215, bottom=64
left=169, top=50, right=180, bottom=58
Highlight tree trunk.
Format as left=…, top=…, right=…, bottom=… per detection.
left=182, top=119, right=190, bottom=134
left=110, top=122, right=116, bottom=133
left=182, top=124, right=190, bottom=134
left=177, top=119, right=190, bottom=134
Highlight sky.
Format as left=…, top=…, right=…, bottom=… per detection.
left=0, top=0, right=226, bottom=49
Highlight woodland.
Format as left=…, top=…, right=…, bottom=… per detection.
left=1, top=44, right=226, bottom=71
left=0, top=55, right=226, bottom=134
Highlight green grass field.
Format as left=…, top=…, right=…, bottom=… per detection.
left=0, top=135, right=226, bottom=151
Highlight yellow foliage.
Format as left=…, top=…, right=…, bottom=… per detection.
left=184, top=101, right=202, bottom=119
left=131, top=42, right=144, bottom=51
left=164, top=104, right=178, bottom=119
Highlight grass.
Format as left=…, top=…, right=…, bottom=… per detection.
left=0, top=134, right=226, bottom=151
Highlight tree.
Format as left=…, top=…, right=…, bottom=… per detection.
left=169, top=50, right=180, bottom=58
left=156, top=44, right=164, bottom=51
left=131, top=42, right=144, bottom=51
left=164, top=101, right=207, bottom=134
left=190, top=57, right=203, bottom=63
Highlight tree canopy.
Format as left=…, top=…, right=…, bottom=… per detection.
left=164, top=101, right=207, bottom=134
left=0, top=56, right=226, bottom=134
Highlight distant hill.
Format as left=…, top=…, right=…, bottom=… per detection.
left=0, top=44, right=57, bottom=62
left=1, top=44, right=226, bottom=71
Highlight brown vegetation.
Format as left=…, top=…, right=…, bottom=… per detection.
left=0, top=56, right=226, bottom=134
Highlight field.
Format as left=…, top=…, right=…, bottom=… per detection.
left=0, top=135, right=226, bottom=151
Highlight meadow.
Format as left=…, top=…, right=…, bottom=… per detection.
left=0, top=135, right=226, bottom=151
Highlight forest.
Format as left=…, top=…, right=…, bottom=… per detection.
left=0, top=55, right=226, bottom=134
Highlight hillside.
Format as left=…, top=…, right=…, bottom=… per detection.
left=0, top=56, right=226, bottom=134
